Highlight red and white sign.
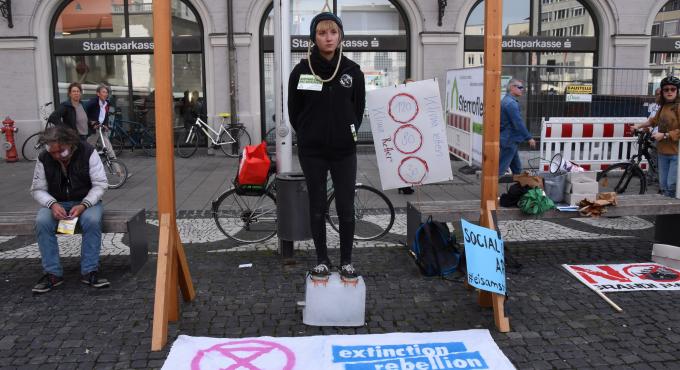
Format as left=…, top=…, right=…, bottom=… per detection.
left=367, top=79, right=453, bottom=190
left=563, top=263, right=680, bottom=292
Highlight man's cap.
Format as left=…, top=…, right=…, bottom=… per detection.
left=309, top=12, right=344, bottom=40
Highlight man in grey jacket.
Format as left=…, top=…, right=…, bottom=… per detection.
left=30, top=126, right=109, bottom=293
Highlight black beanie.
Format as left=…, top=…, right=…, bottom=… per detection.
left=309, top=12, right=344, bottom=40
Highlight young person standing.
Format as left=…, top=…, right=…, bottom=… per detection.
left=288, top=12, right=365, bottom=282
left=634, top=76, right=680, bottom=198
left=48, top=82, right=90, bottom=141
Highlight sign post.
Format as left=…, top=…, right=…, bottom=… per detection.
left=150, top=0, right=196, bottom=351
left=479, top=0, right=510, bottom=332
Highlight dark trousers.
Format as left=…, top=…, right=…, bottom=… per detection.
left=298, top=153, right=357, bottom=266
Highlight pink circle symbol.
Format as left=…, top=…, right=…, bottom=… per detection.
left=398, top=156, right=429, bottom=185
left=393, top=124, right=423, bottom=154
left=191, top=339, right=296, bottom=370
left=388, top=93, right=419, bottom=124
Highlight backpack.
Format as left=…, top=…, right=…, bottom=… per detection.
left=518, top=188, right=555, bottom=215
left=411, top=216, right=462, bottom=277
left=500, top=182, right=530, bottom=207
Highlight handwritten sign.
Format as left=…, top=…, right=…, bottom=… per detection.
left=461, top=219, right=506, bottom=295
left=367, top=79, right=453, bottom=190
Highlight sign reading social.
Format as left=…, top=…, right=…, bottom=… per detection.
left=461, top=219, right=506, bottom=296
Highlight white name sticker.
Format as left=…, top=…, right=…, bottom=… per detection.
left=297, top=74, right=323, bottom=91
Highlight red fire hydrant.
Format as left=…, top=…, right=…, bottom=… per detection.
left=1, top=116, right=18, bottom=162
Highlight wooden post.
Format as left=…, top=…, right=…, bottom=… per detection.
left=478, top=0, right=511, bottom=333
left=150, top=0, right=196, bottom=351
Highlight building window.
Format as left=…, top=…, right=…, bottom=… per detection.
left=52, top=0, right=205, bottom=122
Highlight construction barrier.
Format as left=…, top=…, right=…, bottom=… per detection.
left=540, top=117, right=648, bottom=171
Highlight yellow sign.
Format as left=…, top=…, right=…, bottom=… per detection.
left=566, top=85, right=592, bottom=94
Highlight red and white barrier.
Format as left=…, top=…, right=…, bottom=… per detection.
left=540, top=117, right=648, bottom=171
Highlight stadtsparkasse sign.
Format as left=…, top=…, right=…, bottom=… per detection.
left=465, top=35, right=596, bottom=52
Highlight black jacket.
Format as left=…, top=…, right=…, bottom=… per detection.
left=48, top=100, right=87, bottom=133
left=85, top=97, right=110, bottom=126
left=288, top=47, right=365, bottom=157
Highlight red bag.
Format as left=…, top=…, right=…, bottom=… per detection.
left=237, top=142, right=271, bottom=185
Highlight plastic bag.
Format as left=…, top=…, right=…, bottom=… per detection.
left=518, top=188, right=555, bottom=215
left=237, top=142, right=271, bottom=186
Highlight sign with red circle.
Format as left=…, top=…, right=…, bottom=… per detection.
left=393, top=124, right=423, bottom=154
left=398, top=156, right=429, bottom=184
left=388, top=93, right=419, bottom=124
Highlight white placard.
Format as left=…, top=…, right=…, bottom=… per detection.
left=445, top=68, right=484, bottom=166
left=162, top=330, right=516, bottom=370
left=367, top=79, right=453, bottom=190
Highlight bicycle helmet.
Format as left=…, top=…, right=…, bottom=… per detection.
left=660, top=75, right=680, bottom=90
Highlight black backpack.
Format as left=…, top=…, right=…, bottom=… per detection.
left=411, top=216, right=462, bottom=277
left=500, top=182, right=531, bottom=207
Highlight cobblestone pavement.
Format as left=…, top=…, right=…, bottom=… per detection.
left=1, top=152, right=678, bottom=369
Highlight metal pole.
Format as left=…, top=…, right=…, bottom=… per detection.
left=274, top=0, right=293, bottom=173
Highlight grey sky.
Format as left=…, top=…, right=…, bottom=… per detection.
left=466, top=0, right=531, bottom=29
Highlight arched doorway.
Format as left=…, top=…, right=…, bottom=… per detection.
left=649, top=0, right=680, bottom=93
left=50, top=0, right=205, bottom=124
left=464, top=0, right=599, bottom=133
left=259, top=0, right=410, bottom=143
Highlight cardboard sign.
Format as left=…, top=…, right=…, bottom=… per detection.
left=162, top=330, right=516, bottom=370
left=366, top=79, right=453, bottom=190
left=563, top=263, right=680, bottom=292
left=461, top=219, right=506, bottom=296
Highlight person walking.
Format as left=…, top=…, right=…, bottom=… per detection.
left=48, top=82, right=90, bottom=141
left=634, top=76, right=680, bottom=198
left=30, top=126, right=110, bottom=293
left=85, top=84, right=116, bottom=159
left=288, top=12, right=365, bottom=282
left=499, top=78, right=536, bottom=175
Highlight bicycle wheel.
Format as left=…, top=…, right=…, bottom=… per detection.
left=597, top=163, right=646, bottom=194
left=175, top=127, right=199, bottom=158
left=212, top=188, right=277, bottom=243
left=327, top=184, right=395, bottom=241
left=110, top=132, right=125, bottom=157
left=219, top=126, right=252, bottom=158
left=103, top=159, right=128, bottom=189
left=22, top=133, right=43, bottom=161
left=140, top=130, right=156, bottom=157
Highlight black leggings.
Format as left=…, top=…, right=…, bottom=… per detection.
left=298, top=153, right=357, bottom=266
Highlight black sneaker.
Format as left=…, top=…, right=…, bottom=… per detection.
left=80, top=271, right=110, bottom=289
left=32, top=273, right=64, bottom=294
left=310, top=263, right=331, bottom=281
left=339, top=264, right=359, bottom=281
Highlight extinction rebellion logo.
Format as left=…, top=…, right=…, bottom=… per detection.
left=332, top=342, right=489, bottom=369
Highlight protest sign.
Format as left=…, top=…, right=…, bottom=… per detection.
left=461, top=219, right=506, bottom=296
left=366, top=79, right=453, bottom=190
left=162, top=330, right=516, bottom=370
left=563, top=263, right=680, bottom=292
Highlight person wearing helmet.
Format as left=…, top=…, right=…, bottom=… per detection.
left=633, top=76, right=680, bottom=197
left=288, top=12, right=365, bottom=282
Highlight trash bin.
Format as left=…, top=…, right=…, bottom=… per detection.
left=276, top=172, right=312, bottom=241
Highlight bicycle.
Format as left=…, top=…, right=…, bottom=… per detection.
left=109, top=110, right=156, bottom=157
left=21, top=102, right=54, bottom=161
left=94, top=125, right=128, bottom=189
left=211, top=166, right=395, bottom=244
left=176, top=113, right=251, bottom=158
left=596, top=129, right=656, bottom=194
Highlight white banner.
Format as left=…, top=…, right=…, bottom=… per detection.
left=445, top=68, right=484, bottom=166
left=563, top=263, right=680, bottom=292
left=162, top=330, right=515, bottom=370
left=367, top=79, right=453, bottom=190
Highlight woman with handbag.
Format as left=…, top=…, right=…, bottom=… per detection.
left=288, top=12, right=365, bottom=282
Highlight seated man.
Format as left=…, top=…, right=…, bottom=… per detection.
left=30, top=126, right=109, bottom=293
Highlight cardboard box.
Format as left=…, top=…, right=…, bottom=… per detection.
left=567, top=171, right=598, bottom=183
left=563, top=192, right=596, bottom=206
left=569, top=181, right=599, bottom=194
left=652, top=243, right=680, bottom=270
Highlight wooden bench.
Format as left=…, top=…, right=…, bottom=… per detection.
left=406, top=194, right=680, bottom=247
left=0, top=209, right=148, bottom=273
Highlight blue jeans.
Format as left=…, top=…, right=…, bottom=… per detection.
left=35, top=201, right=103, bottom=276
left=499, top=143, right=523, bottom=175
left=657, top=153, right=678, bottom=198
